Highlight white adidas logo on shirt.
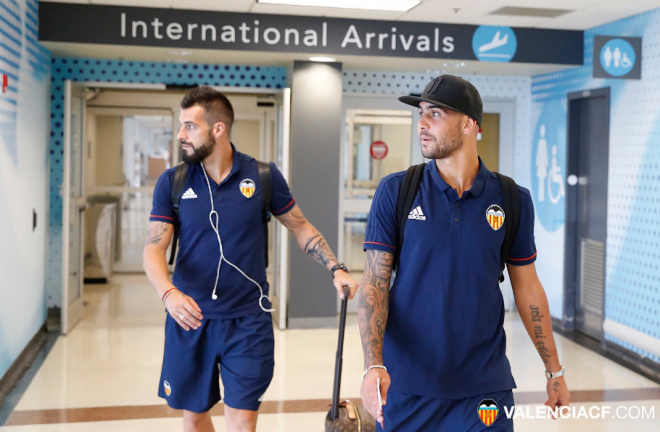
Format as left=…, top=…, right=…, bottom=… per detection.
left=408, top=205, right=426, bottom=221
left=181, top=188, right=197, bottom=200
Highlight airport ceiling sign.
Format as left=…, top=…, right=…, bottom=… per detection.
left=39, top=3, right=583, bottom=65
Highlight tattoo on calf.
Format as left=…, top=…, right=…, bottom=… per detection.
left=146, top=222, right=169, bottom=245
left=358, top=250, right=394, bottom=368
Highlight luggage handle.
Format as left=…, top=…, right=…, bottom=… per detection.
left=330, top=286, right=351, bottom=420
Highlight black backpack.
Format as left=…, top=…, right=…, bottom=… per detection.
left=395, top=164, right=520, bottom=283
left=168, top=161, right=273, bottom=267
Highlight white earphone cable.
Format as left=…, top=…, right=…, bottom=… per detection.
left=200, top=163, right=274, bottom=313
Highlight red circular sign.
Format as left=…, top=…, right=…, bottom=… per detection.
left=370, top=140, right=388, bottom=160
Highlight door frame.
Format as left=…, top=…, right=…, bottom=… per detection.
left=62, top=80, right=87, bottom=334
left=482, top=99, right=515, bottom=177
left=562, top=87, right=611, bottom=334
left=64, top=82, right=292, bottom=330
left=339, top=95, right=417, bottom=312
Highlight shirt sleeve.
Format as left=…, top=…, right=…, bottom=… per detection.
left=507, top=187, right=537, bottom=266
left=269, top=162, right=296, bottom=216
left=363, top=176, right=399, bottom=254
left=149, top=170, right=175, bottom=224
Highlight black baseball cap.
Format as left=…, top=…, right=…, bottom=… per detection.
left=399, top=74, right=483, bottom=126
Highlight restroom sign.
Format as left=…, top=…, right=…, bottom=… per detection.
left=370, top=141, right=388, bottom=160
left=593, top=36, right=641, bottom=80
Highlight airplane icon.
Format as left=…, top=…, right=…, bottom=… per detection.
left=479, top=31, right=509, bottom=53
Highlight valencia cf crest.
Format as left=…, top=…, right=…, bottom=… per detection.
left=478, top=398, right=499, bottom=426
left=163, top=381, right=172, bottom=397
left=486, top=204, right=505, bottom=231
left=240, top=179, right=256, bottom=198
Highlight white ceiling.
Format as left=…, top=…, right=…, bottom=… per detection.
left=41, top=0, right=660, bottom=30
left=40, top=0, right=659, bottom=76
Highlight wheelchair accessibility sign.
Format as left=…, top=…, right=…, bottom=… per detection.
left=531, top=101, right=566, bottom=232
left=472, top=26, right=517, bottom=62
left=593, top=36, right=641, bottom=79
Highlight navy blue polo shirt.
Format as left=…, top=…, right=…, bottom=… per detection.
left=150, top=145, right=295, bottom=319
left=363, top=158, right=537, bottom=399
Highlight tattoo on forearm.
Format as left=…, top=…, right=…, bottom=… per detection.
left=277, top=206, right=339, bottom=268
left=304, top=229, right=335, bottom=268
left=530, top=305, right=552, bottom=364
left=146, top=222, right=169, bottom=245
left=358, top=250, right=394, bottom=368
left=277, top=206, right=307, bottom=230
left=303, top=233, right=322, bottom=253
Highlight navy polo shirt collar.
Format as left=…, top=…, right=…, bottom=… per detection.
left=469, top=157, right=487, bottom=197
left=225, top=143, right=241, bottom=184
left=193, top=143, right=241, bottom=188
left=429, top=157, right=488, bottom=197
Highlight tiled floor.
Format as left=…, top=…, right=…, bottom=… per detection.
left=2, top=274, right=659, bottom=430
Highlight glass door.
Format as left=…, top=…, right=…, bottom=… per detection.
left=269, top=88, right=291, bottom=330
left=340, top=109, right=413, bottom=312
left=62, top=80, right=87, bottom=334
left=86, top=108, right=174, bottom=273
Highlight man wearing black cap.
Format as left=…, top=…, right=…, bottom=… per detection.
left=358, top=75, right=570, bottom=430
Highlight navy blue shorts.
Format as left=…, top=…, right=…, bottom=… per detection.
left=378, top=389, right=514, bottom=431
left=158, top=312, right=274, bottom=413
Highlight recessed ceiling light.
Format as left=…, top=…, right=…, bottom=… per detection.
left=167, top=50, right=193, bottom=56
left=258, top=0, right=420, bottom=12
left=309, top=56, right=336, bottom=62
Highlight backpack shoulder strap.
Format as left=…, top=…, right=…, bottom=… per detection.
left=495, top=172, right=521, bottom=283
left=257, top=161, right=273, bottom=268
left=169, top=162, right=189, bottom=265
left=395, top=163, right=426, bottom=270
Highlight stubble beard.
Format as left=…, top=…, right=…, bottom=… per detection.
left=181, top=130, right=216, bottom=164
left=421, top=122, right=464, bottom=160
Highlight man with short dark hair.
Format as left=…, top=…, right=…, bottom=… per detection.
left=144, top=86, right=358, bottom=432
left=358, top=75, right=570, bottom=430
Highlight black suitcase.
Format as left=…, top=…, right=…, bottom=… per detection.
left=325, top=287, right=377, bottom=432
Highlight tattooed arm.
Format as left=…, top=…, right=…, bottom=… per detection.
left=143, top=221, right=202, bottom=330
left=275, top=205, right=337, bottom=269
left=275, top=204, right=359, bottom=299
left=143, top=222, right=176, bottom=300
left=358, top=249, right=393, bottom=425
left=508, top=262, right=570, bottom=412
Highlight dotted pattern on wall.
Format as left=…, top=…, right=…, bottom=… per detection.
left=47, top=58, right=286, bottom=307
left=343, top=71, right=533, bottom=184
left=532, top=9, right=660, bottom=363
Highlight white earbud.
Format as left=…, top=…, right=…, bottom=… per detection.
left=200, top=163, right=274, bottom=313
